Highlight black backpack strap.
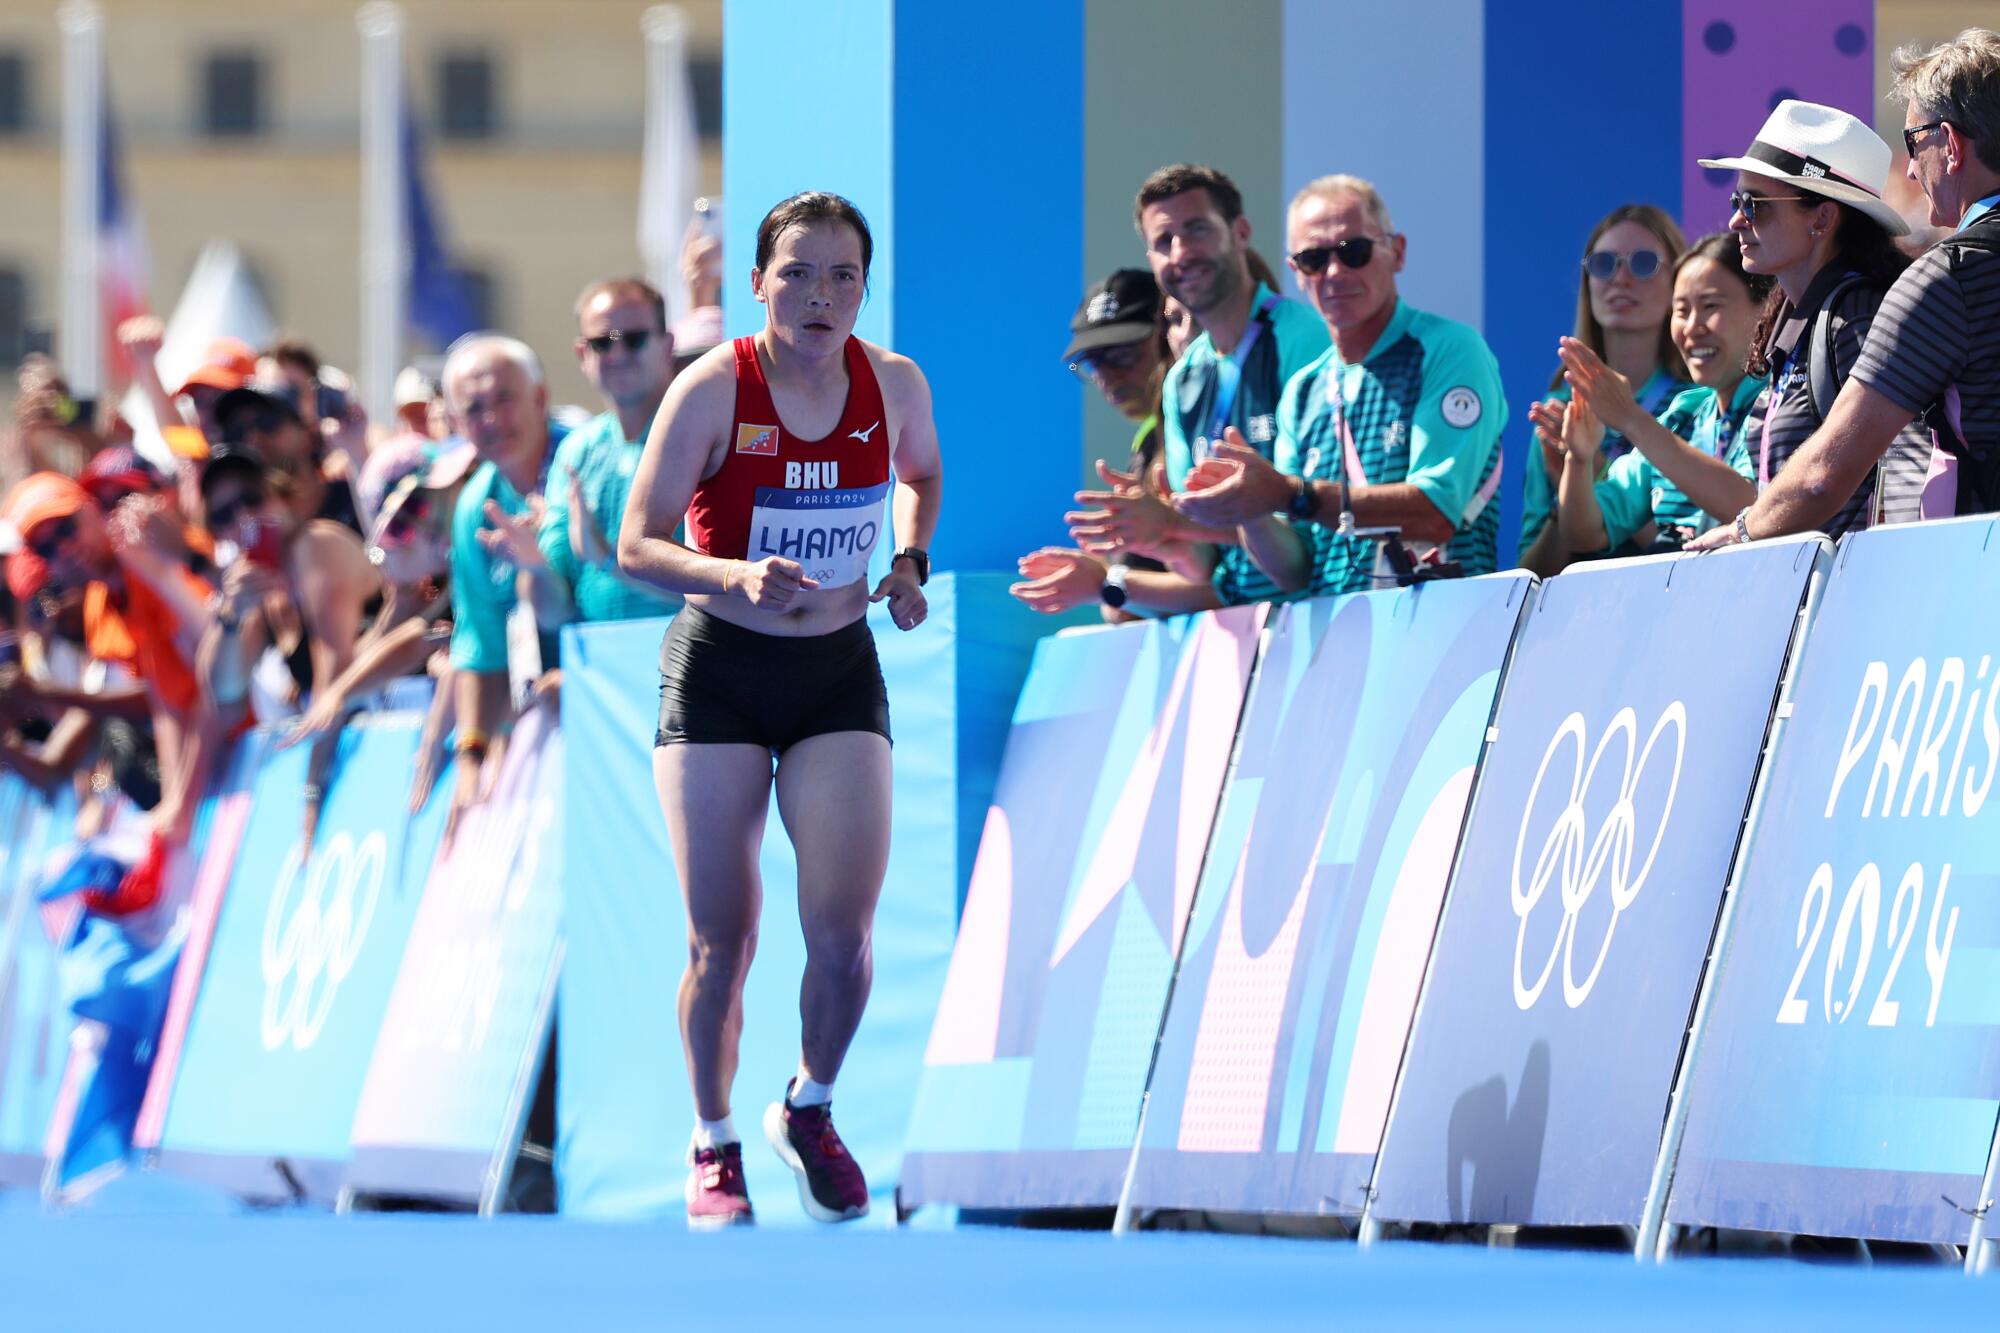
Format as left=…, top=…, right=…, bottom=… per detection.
left=1805, top=273, right=1876, bottom=423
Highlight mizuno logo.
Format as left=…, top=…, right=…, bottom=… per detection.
left=850, top=421, right=881, bottom=444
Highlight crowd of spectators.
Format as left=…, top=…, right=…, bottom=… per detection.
left=0, top=217, right=725, bottom=907
left=0, top=31, right=1995, bottom=912
left=1012, top=29, right=2000, bottom=619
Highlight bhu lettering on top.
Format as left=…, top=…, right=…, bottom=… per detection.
left=689, top=338, right=896, bottom=589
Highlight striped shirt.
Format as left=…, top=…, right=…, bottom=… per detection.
left=1850, top=204, right=2000, bottom=505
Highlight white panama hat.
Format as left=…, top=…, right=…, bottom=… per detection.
left=1699, top=99, right=1909, bottom=237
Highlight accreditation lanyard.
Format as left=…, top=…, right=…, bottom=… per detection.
left=1325, top=361, right=1503, bottom=528
left=1193, top=293, right=1279, bottom=462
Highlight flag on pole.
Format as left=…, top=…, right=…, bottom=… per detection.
left=400, top=97, right=478, bottom=346
left=96, top=94, right=149, bottom=382
left=639, top=5, right=699, bottom=325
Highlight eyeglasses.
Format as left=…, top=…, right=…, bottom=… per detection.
left=205, top=491, right=266, bottom=533
left=1289, top=236, right=1387, bottom=275
left=1727, top=191, right=1812, bottom=223
left=1903, top=120, right=1948, bottom=156
left=1069, top=343, right=1146, bottom=378
left=583, top=329, right=655, bottom=355
left=26, top=515, right=78, bottom=559
left=1582, top=248, right=1664, bottom=281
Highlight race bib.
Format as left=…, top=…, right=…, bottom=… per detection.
left=748, top=481, right=891, bottom=589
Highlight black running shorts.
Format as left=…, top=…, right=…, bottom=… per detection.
left=655, top=605, right=892, bottom=752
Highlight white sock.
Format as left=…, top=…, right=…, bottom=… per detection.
left=789, top=1067, right=833, bottom=1108
left=692, top=1114, right=738, bottom=1149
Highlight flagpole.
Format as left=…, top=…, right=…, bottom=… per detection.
left=58, top=0, right=104, bottom=399
left=640, top=5, right=695, bottom=325
left=358, top=1, right=406, bottom=425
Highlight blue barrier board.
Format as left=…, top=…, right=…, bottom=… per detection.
left=900, top=605, right=1264, bottom=1209
left=1371, top=538, right=1827, bottom=1227
left=1669, top=517, right=2000, bottom=1245
left=1130, top=577, right=1530, bottom=1216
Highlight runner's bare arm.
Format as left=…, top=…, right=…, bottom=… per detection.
left=879, top=351, right=942, bottom=558
left=617, top=347, right=739, bottom=594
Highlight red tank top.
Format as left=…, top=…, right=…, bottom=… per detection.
left=687, top=336, right=893, bottom=589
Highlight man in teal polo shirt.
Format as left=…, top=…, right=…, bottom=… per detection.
left=1016, top=164, right=1328, bottom=618
left=444, top=332, right=568, bottom=837
left=1173, top=176, right=1505, bottom=596
left=522, top=277, right=683, bottom=626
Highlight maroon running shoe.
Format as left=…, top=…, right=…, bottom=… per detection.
left=764, top=1093, right=870, bottom=1222
left=685, top=1141, right=754, bottom=1229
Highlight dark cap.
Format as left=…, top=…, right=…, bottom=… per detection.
left=1062, top=269, right=1162, bottom=363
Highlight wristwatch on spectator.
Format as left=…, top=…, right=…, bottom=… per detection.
left=893, top=547, right=930, bottom=585
left=1101, top=564, right=1130, bottom=609
left=1287, top=475, right=1317, bottom=522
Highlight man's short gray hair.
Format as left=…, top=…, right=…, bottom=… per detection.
left=1289, top=175, right=1396, bottom=236
left=441, top=332, right=545, bottom=408
left=1890, top=28, right=2000, bottom=173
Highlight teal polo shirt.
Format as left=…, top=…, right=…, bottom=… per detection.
left=1590, top=376, right=1766, bottom=550
left=449, top=419, right=570, bottom=674
left=1517, top=366, right=1697, bottom=558
left=1161, top=281, right=1331, bottom=605
left=538, top=411, right=680, bottom=624
left=1275, top=299, right=1507, bottom=597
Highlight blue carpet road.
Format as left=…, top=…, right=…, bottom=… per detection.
left=0, top=1204, right=1992, bottom=1331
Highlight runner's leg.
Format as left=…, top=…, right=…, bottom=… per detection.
left=773, top=730, right=892, bottom=1083
left=654, top=742, right=774, bottom=1120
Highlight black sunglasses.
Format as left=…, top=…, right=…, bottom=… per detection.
left=1728, top=190, right=1813, bottom=223
left=1069, top=343, right=1146, bottom=377
left=206, top=490, right=267, bottom=533
left=1290, top=236, right=1384, bottom=275
left=1903, top=120, right=1948, bottom=156
left=27, top=514, right=78, bottom=560
left=382, top=494, right=433, bottom=542
left=1583, top=248, right=1664, bottom=281
left=584, top=328, right=655, bottom=354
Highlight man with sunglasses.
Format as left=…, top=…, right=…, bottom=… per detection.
left=1693, top=30, right=2000, bottom=547
left=1173, top=176, right=1505, bottom=595
left=1023, top=165, right=1328, bottom=618
left=521, top=277, right=683, bottom=631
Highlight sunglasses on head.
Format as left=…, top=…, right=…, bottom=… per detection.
left=27, top=514, right=78, bottom=560
left=1727, top=190, right=1812, bottom=223
left=1583, top=248, right=1664, bottom=281
left=1289, top=236, right=1383, bottom=275
left=205, top=490, right=266, bottom=533
left=1069, top=343, right=1146, bottom=377
left=584, top=328, right=655, bottom=355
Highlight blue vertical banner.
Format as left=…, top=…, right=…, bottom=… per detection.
left=1669, top=518, right=2000, bottom=1245
left=1128, top=578, right=1529, bottom=1216
left=1370, top=539, right=1826, bottom=1228
left=900, top=606, right=1264, bottom=1209
left=146, top=718, right=447, bottom=1203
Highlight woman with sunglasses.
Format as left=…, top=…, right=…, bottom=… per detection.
left=1519, top=205, right=1695, bottom=576
left=1680, top=100, right=1934, bottom=545
left=1549, top=234, right=1772, bottom=556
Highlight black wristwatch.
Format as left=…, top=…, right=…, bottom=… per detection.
left=893, top=547, right=930, bottom=585
left=1101, top=564, right=1130, bottom=609
left=1287, top=475, right=1317, bottom=521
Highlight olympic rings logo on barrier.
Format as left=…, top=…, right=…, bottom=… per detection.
left=260, top=830, right=386, bottom=1051
left=1510, top=702, right=1686, bottom=1010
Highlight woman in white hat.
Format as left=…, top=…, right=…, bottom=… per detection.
left=1690, top=100, right=1934, bottom=537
